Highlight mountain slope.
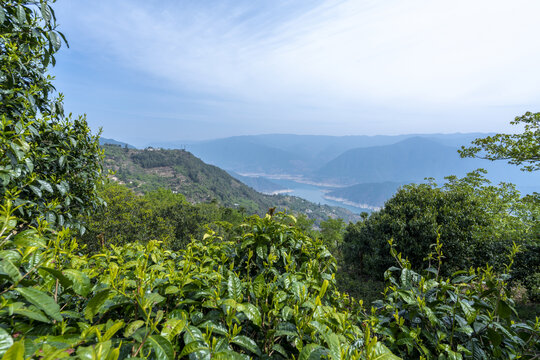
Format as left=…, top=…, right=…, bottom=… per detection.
left=103, top=145, right=359, bottom=222
left=185, top=137, right=308, bottom=174
left=315, top=137, right=475, bottom=185
left=227, top=171, right=288, bottom=194
left=99, top=137, right=136, bottom=148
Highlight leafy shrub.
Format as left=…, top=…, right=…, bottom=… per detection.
left=367, top=240, right=540, bottom=359
left=0, top=205, right=400, bottom=359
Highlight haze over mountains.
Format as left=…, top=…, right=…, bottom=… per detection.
left=117, top=133, right=539, bottom=210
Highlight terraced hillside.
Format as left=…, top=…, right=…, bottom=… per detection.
left=102, top=145, right=359, bottom=223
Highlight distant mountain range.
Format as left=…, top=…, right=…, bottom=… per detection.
left=315, top=137, right=472, bottom=185
left=106, top=133, right=539, bottom=210
left=154, top=133, right=538, bottom=186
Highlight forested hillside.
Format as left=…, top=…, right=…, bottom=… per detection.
left=102, top=145, right=359, bottom=223
left=0, top=2, right=538, bottom=359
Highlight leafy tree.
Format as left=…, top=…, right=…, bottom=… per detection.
left=319, top=217, right=346, bottom=259
left=0, top=0, right=104, bottom=231
left=459, top=111, right=540, bottom=171
left=82, top=183, right=246, bottom=252
left=81, top=184, right=176, bottom=252
left=341, top=171, right=537, bottom=285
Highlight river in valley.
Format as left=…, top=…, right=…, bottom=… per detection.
left=263, top=178, right=373, bottom=214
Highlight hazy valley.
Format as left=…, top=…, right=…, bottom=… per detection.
left=145, top=133, right=540, bottom=212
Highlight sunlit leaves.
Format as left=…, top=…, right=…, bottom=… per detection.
left=15, top=288, right=62, bottom=322
left=460, top=111, right=540, bottom=172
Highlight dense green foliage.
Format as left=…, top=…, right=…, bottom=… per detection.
left=369, top=240, right=539, bottom=359
left=0, top=1, right=538, bottom=359
left=81, top=183, right=243, bottom=252
left=0, top=204, right=405, bottom=359
left=340, top=171, right=539, bottom=301
left=460, top=112, right=540, bottom=172
left=0, top=0, right=103, bottom=231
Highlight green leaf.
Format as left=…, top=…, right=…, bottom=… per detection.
left=124, top=320, right=145, bottom=338
left=271, top=344, right=288, bottom=358
left=183, top=326, right=205, bottom=345
left=319, top=279, right=329, bottom=299
left=0, top=259, right=21, bottom=282
left=198, top=321, right=228, bottom=336
left=28, top=185, right=42, bottom=198
left=161, top=318, right=187, bottom=341
left=37, top=180, right=54, bottom=193
left=281, top=306, right=293, bottom=321
left=164, top=285, right=179, bottom=295
left=487, top=327, right=502, bottom=347
left=256, top=245, right=267, bottom=259
left=0, top=9, right=5, bottom=24
left=238, top=303, right=262, bottom=326
left=1, top=341, right=23, bottom=360
left=16, top=6, right=25, bottom=25
left=0, top=328, right=13, bottom=357
left=13, top=230, right=44, bottom=248
left=102, top=321, right=124, bottom=341
left=63, top=269, right=91, bottom=297
left=179, top=342, right=207, bottom=358
left=231, top=335, right=261, bottom=356
left=213, top=350, right=249, bottom=360
left=497, top=300, right=513, bottom=319
left=369, top=342, right=401, bottom=360
left=252, top=274, right=265, bottom=298
left=13, top=307, right=50, bottom=323
left=24, top=158, right=33, bottom=173
left=459, top=300, right=477, bottom=324
left=56, top=182, right=67, bottom=195
left=85, top=289, right=112, bottom=320
left=299, top=343, right=324, bottom=360
left=49, top=31, right=61, bottom=51
left=15, top=287, right=62, bottom=322
left=40, top=267, right=72, bottom=289
left=323, top=332, right=341, bottom=360
left=228, top=271, right=242, bottom=301
left=41, top=3, right=51, bottom=22
left=147, top=335, right=174, bottom=360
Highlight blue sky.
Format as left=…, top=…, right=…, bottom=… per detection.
left=51, top=0, right=540, bottom=147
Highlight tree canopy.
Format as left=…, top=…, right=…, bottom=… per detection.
left=0, top=0, right=103, bottom=231
left=459, top=112, right=540, bottom=171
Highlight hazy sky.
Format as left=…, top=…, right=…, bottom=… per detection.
left=52, top=0, right=540, bottom=146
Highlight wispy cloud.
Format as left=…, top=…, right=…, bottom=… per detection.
left=54, top=0, right=540, bottom=140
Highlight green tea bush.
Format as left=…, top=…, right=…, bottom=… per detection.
left=367, top=239, right=540, bottom=359
left=0, top=206, right=400, bottom=359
